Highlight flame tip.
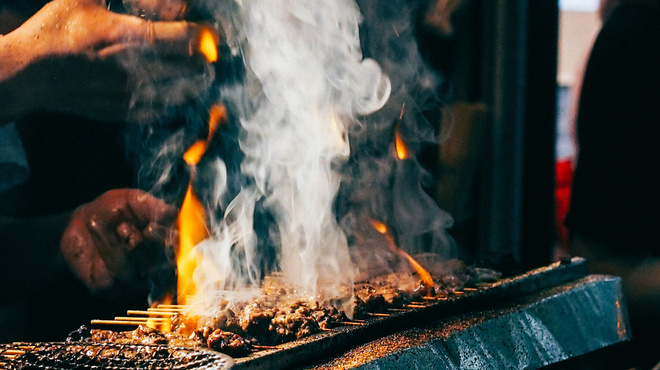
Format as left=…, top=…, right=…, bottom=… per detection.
left=199, top=27, right=219, bottom=63
left=394, top=126, right=409, bottom=160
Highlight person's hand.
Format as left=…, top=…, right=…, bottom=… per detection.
left=0, top=0, right=217, bottom=123
left=60, top=189, right=177, bottom=300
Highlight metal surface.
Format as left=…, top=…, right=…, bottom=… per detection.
left=232, top=257, right=590, bottom=370
left=0, top=258, right=599, bottom=370
left=304, top=274, right=629, bottom=369
left=0, top=342, right=234, bottom=370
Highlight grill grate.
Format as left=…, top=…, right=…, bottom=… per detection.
left=0, top=342, right=233, bottom=370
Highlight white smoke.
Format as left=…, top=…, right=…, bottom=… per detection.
left=130, top=0, right=456, bottom=315
left=190, top=0, right=391, bottom=310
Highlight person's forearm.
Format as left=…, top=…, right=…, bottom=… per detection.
left=0, top=212, right=73, bottom=301
left=0, top=27, right=40, bottom=124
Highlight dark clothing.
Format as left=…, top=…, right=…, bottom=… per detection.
left=565, top=1, right=660, bottom=255
left=0, top=113, right=137, bottom=342
left=0, top=113, right=135, bottom=218
left=566, top=3, right=660, bottom=368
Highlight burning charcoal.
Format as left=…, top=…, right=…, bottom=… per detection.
left=66, top=325, right=92, bottom=342
left=206, top=329, right=252, bottom=357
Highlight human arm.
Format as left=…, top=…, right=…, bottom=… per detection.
left=0, top=189, right=177, bottom=304
left=0, top=0, right=215, bottom=125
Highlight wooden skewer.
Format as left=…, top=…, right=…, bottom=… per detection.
left=463, top=287, right=478, bottom=292
left=450, top=291, right=465, bottom=295
left=367, top=312, right=391, bottom=317
left=115, top=316, right=171, bottom=322
left=109, top=319, right=151, bottom=325
left=340, top=321, right=365, bottom=326
left=91, top=320, right=142, bottom=326
left=157, top=304, right=185, bottom=309
left=423, top=295, right=449, bottom=301
left=387, top=308, right=407, bottom=312
left=2, top=349, right=26, bottom=356
left=150, top=305, right=183, bottom=310
left=252, top=345, right=280, bottom=350
left=127, top=310, right=177, bottom=316
left=147, top=308, right=183, bottom=313
left=405, top=304, right=426, bottom=309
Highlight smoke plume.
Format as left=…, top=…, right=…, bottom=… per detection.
left=130, top=0, right=453, bottom=313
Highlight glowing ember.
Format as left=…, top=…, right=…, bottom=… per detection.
left=177, top=105, right=228, bottom=305
left=199, top=27, right=219, bottom=63
left=369, top=220, right=436, bottom=296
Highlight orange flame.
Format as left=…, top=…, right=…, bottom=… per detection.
left=176, top=185, right=207, bottom=304
left=369, top=220, right=435, bottom=296
left=183, top=141, right=207, bottom=166
left=199, top=26, right=219, bottom=63
left=176, top=104, right=228, bottom=305
left=394, top=104, right=409, bottom=160
left=395, top=129, right=409, bottom=160
left=147, top=293, right=173, bottom=332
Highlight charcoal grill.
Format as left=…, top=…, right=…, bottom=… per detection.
left=0, top=342, right=233, bottom=370
left=0, top=257, right=629, bottom=369
left=229, top=257, right=629, bottom=369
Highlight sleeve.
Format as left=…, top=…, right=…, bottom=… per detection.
left=0, top=123, right=30, bottom=192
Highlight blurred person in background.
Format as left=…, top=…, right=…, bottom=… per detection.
left=565, top=0, right=660, bottom=367
left=0, top=0, right=215, bottom=341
